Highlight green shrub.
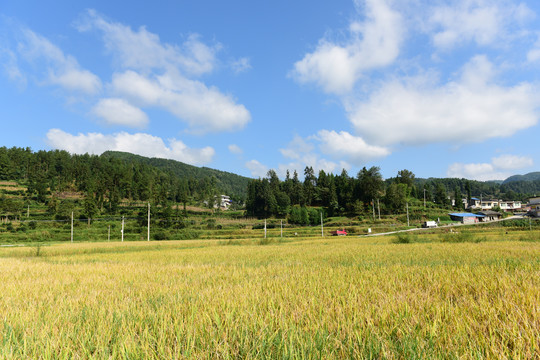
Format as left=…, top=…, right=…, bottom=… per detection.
left=175, top=229, right=200, bottom=240
left=153, top=232, right=167, bottom=241
left=392, top=233, right=414, bottom=244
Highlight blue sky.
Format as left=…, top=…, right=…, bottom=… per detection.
left=1, top=0, right=540, bottom=181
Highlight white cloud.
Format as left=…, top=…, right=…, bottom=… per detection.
left=231, top=57, right=251, bottom=74
left=428, top=0, right=534, bottom=50
left=447, top=154, right=534, bottom=181
left=527, top=33, right=540, bottom=63
left=16, top=28, right=101, bottom=94
left=46, top=129, right=215, bottom=165
left=245, top=160, right=268, bottom=178
left=228, top=144, right=243, bottom=154
left=291, top=0, right=403, bottom=94
left=1, top=48, right=26, bottom=86
left=110, top=70, right=250, bottom=133
left=491, top=154, right=534, bottom=170
left=447, top=162, right=506, bottom=181
left=316, top=130, right=390, bottom=165
left=279, top=135, right=314, bottom=160
left=278, top=135, right=350, bottom=176
left=77, top=10, right=219, bottom=76
left=91, top=98, right=148, bottom=128
left=347, top=55, right=539, bottom=146
left=75, top=10, right=251, bottom=134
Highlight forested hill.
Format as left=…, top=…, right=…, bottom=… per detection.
left=503, top=172, right=540, bottom=184
left=101, top=151, right=251, bottom=199
left=0, top=147, right=250, bottom=210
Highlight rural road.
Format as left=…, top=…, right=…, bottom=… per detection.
left=361, top=215, right=526, bottom=237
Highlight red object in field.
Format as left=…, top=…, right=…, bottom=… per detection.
left=331, top=229, right=347, bottom=236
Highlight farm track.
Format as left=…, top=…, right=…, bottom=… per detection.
left=363, top=215, right=526, bottom=237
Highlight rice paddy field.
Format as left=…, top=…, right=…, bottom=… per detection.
left=0, top=231, right=539, bottom=359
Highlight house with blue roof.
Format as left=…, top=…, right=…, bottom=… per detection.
left=449, top=212, right=485, bottom=224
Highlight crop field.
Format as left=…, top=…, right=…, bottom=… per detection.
left=0, top=231, right=539, bottom=359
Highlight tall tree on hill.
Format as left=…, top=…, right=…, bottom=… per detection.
left=0, top=149, right=10, bottom=180
left=454, top=186, right=463, bottom=209
left=83, top=193, right=99, bottom=225
left=291, top=170, right=303, bottom=205
left=335, top=169, right=353, bottom=214
left=245, top=179, right=277, bottom=218
left=466, top=181, right=472, bottom=208
left=303, top=166, right=316, bottom=206
left=356, top=166, right=384, bottom=206
left=282, top=170, right=293, bottom=201
left=396, top=169, right=415, bottom=188
left=434, top=183, right=449, bottom=207
left=176, top=179, right=190, bottom=214
left=384, top=183, right=408, bottom=212
left=267, top=170, right=280, bottom=193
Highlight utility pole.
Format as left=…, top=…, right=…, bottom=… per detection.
left=281, top=219, right=283, bottom=238
left=406, top=202, right=410, bottom=227
left=372, top=199, right=376, bottom=221
left=121, top=216, right=124, bottom=242
left=264, top=219, right=267, bottom=239
left=147, top=203, right=150, bottom=241
left=377, top=199, right=381, bottom=220
left=108, top=225, right=110, bottom=242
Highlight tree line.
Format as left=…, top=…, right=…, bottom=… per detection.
left=245, top=166, right=535, bottom=219
left=0, top=147, right=239, bottom=218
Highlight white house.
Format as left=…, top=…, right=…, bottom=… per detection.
left=529, top=197, right=540, bottom=217
left=499, top=200, right=522, bottom=211
left=466, top=197, right=522, bottom=212
left=220, top=195, right=232, bottom=209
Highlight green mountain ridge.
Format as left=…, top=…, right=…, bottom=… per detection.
left=503, top=172, right=540, bottom=184
left=101, top=151, right=252, bottom=199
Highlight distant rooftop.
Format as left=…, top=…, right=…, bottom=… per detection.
left=449, top=213, right=485, bottom=218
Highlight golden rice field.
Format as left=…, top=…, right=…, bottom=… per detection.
left=0, top=233, right=539, bottom=359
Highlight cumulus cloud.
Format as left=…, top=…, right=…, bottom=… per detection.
left=491, top=154, right=534, bottom=170
left=447, top=154, right=534, bottom=181
left=278, top=135, right=350, bottom=176
left=46, top=129, right=215, bottom=165
left=91, top=98, right=148, bottom=128
left=228, top=144, right=243, bottom=154
left=12, top=27, right=102, bottom=94
left=527, top=33, right=540, bottom=63
left=245, top=160, right=268, bottom=178
left=279, top=135, right=314, bottom=160
left=110, top=70, right=250, bottom=133
left=231, top=57, right=251, bottom=74
left=428, top=0, right=534, bottom=50
left=347, top=55, right=539, bottom=146
left=316, top=130, right=390, bottom=165
left=75, top=10, right=250, bottom=133
left=1, top=48, right=26, bottom=86
left=291, top=0, right=403, bottom=94
left=77, top=10, right=219, bottom=76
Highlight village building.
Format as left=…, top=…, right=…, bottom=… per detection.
left=529, top=197, right=540, bottom=217
left=220, top=195, right=232, bottom=209
left=465, top=197, right=522, bottom=212
left=499, top=200, right=522, bottom=211
left=478, top=210, right=502, bottom=222
left=449, top=212, right=485, bottom=224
